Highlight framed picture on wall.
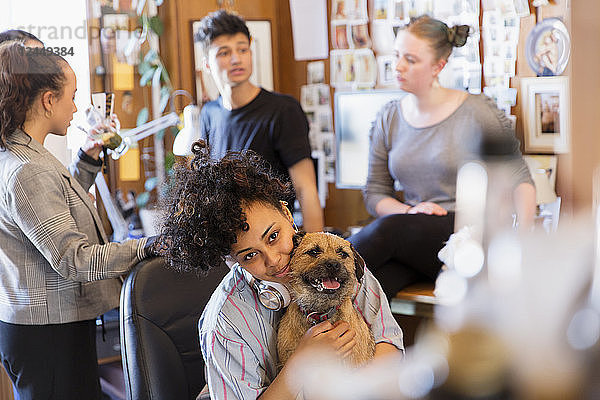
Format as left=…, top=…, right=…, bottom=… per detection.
left=521, top=76, right=570, bottom=154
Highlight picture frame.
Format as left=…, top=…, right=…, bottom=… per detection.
left=521, top=76, right=570, bottom=154
left=522, top=155, right=558, bottom=205
left=307, top=61, right=325, bottom=84
left=373, top=0, right=389, bottom=20
left=350, top=23, right=371, bottom=49
left=332, top=23, right=350, bottom=49
left=377, top=54, right=396, bottom=86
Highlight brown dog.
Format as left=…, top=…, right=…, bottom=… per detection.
left=277, top=232, right=375, bottom=367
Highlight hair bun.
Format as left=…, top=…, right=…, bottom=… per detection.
left=448, top=25, right=470, bottom=47
left=191, top=139, right=208, bottom=155
left=189, top=140, right=210, bottom=171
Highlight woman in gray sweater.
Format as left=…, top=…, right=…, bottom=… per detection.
left=348, top=16, right=536, bottom=298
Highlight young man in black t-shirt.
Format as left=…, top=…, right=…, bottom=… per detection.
left=195, top=10, right=324, bottom=232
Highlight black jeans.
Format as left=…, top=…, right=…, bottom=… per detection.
left=0, top=319, right=101, bottom=400
left=348, top=212, right=455, bottom=299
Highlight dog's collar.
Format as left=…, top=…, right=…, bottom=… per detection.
left=299, top=305, right=340, bottom=325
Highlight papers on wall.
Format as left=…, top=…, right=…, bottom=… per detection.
left=435, top=1, right=482, bottom=94
left=302, top=62, right=335, bottom=188
left=330, top=0, right=376, bottom=89
left=289, top=0, right=329, bottom=60
left=481, top=2, right=520, bottom=114
left=369, top=0, right=483, bottom=93
left=330, top=49, right=377, bottom=88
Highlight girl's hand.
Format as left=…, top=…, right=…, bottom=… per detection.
left=407, top=202, right=447, bottom=216
left=80, top=114, right=121, bottom=159
left=81, top=138, right=104, bottom=160
left=294, top=320, right=357, bottom=360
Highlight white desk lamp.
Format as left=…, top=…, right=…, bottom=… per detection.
left=172, top=104, right=201, bottom=156
left=95, top=90, right=197, bottom=240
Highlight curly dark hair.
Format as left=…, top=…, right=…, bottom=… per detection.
left=157, top=140, right=293, bottom=274
left=194, top=10, right=251, bottom=53
left=0, top=42, right=67, bottom=149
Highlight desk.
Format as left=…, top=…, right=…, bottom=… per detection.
left=0, top=365, right=14, bottom=400
left=390, top=282, right=437, bottom=318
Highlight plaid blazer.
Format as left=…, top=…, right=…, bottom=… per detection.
left=0, top=129, right=148, bottom=325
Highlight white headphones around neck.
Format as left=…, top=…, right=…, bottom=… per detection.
left=239, top=267, right=291, bottom=311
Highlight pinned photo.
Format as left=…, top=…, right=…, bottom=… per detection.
left=465, top=64, right=482, bottom=94
left=345, top=0, right=368, bottom=20
left=391, top=0, right=408, bottom=24
left=317, top=109, right=333, bottom=132
left=377, top=54, right=397, bottom=86
left=483, top=57, right=503, bottom=76
left=373, top=0, right=389, bottom=19
left=332, top=24, right=350, bottom=49
left=307, top=61, right=325, bottom=84
left=330, top=50, right=355, bottom=87
left=316, top=84, right=331, bottom=106
left=354, top=49, right=377, bottom=86
left=301, top=85, right=316, bottom=108
left=482, top=10, right=502, bottom=28
left=319, top=133, right=337, bottom=182
left=350, top=23, right=371, bottom=48
left=305, top=110, right=316, bottom=130
left=332, top=0, right=348, bottom=21
left=407, top=0, right=433, bottom=19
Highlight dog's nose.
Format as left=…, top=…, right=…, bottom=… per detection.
left=323, top=260, right=341, bottom=272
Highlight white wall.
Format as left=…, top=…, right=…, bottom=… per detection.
left=1, top=0, right=91, bottom=166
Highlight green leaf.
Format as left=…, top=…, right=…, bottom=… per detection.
left=145, top=177, right=159, bottom=191
left=156, top=128, right=165, bottom=140
left=158, top=86, right=170, bottom=114
left=152, top=66, right=163, bottom=88
left=136, top=191, right=150, bottom=208
left=140, top=67, right=155, bottom=86
left=170, top=126, right=179, bottom=137
left=160, top=65, right=172, bottom=87
left=149, top=16, right=164, bottom=36
left=137, top=60, right=152, bottom=76
left=136, top=107, right=149, bottom=127
left=143, top=48, right=158, bottom=64
left=165, top=151, right=175, bottom=172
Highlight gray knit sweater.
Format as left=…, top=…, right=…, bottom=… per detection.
left=364, top=94, right=533, bottom=216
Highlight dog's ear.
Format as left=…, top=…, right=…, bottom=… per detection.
left=292, top=231, right=306, bottom=249
left=350, top=244, right=365, bottom=282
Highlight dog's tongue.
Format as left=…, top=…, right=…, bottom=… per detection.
left=322, top=278, right=340, bottom=290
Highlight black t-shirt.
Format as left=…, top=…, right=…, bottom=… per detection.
left=199, top=88, right=311, bottom=181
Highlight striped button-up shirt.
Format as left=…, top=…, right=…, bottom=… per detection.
left=199, top=263, right=404, bottom=400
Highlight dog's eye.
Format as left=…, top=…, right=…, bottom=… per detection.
left=337, top=250, right=349, bottom=259
left=305, top=248, right=321, bottom=257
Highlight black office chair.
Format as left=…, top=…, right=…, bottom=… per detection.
left=119, top=257, right=228, bottom=400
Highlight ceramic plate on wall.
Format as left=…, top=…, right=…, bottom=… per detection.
left=525, top=18, right=570, bottom=76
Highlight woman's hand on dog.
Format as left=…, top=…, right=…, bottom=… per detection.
left=295, top=320, right=357, bottom=360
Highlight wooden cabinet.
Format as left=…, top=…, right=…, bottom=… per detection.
left=0, top=366, right=14, bottom=400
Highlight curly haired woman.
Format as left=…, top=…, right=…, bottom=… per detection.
left=158, top=141, right=404, bottom=400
